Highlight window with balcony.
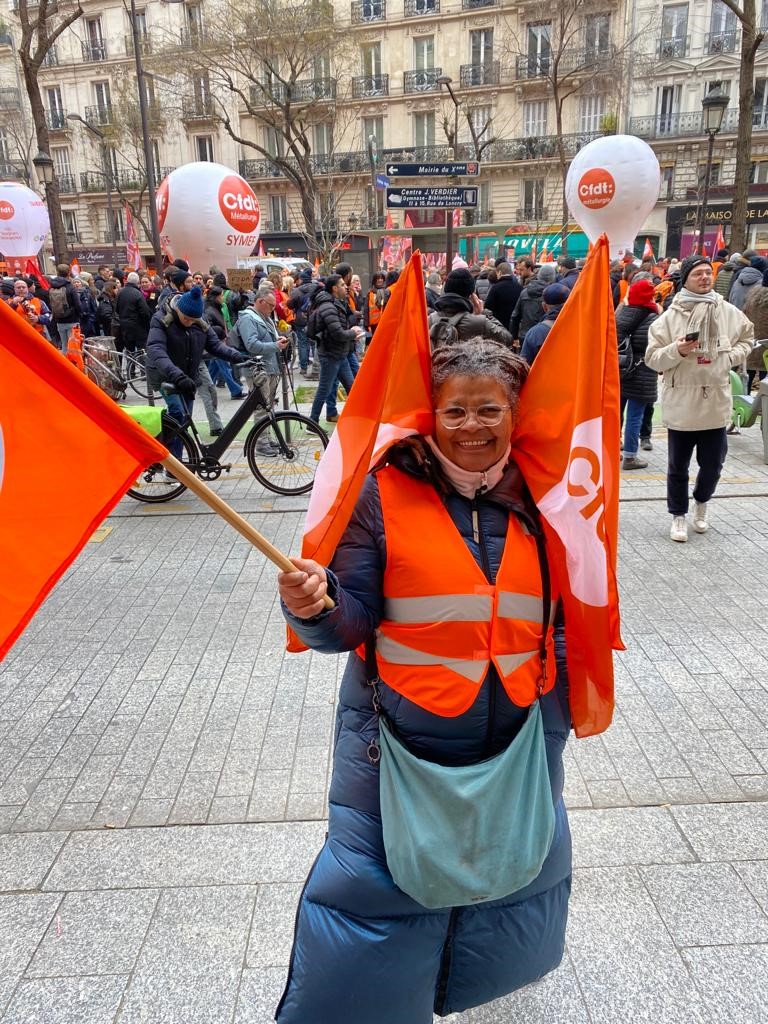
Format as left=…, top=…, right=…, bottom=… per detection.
left=192, top=73, right=212, bottom=116
left=46, top=86, right=65, bottom=130
left=52, top=145, right=71, bottom=179
left=265, top=127, right=285, bottom=158
left=103, top=145, right=118, bottom=179
left=269, top=195, right=288, bottom=230
left=151, top=140, right=161, bottom=181
left=195, top=135, right=214, bottom=162
left=708, top=3, right=737, bottom=53
left=468, top=104, right=492, bottom=145
left=110, top=207, right=126, bottom=240
left=186, top=3, right=203, bottom=41
left=754, top=78, right=768, bottom=128
left=314, top=54, right=331, bottom=80
left=62, top=210, right=78, bottom=241
left=314, top=123, right=333, bottom=155
left=363, top=115, right=384, bottom=149
left=656, top=83, right=681, bottom=134
left=579, top=94, right=605, bottom=133
left=522, top=179, right=545, bottom=220
left=697, top=161, right=720, bottom=187
left=660, top=164, right=674, bottom=200
left=406, top=0, right=437, bottom=14
left=660, top=4, right=688, bottom=59
left=133, top=8, right=148, bottom=35
left=92, top=81, right=112, bottom=124
left=526, top=23, right=550, bottom=76
left=414, top=111, right=435, bottom=148
left=471, top=28, right=494, bottom=66
left=584, top=14, right=609, bottom=60
left=85, top=17, right=106, bottom=60
left=751, top=160, right=768, bottom=183
left=477, top=181, right=491, bottom=220
left=414, top=36, right=434, bottom=70
left=317, top=192, right=338, bottom=229
left=523, top=100, right=548, bottom=136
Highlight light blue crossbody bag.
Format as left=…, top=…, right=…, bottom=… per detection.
left=366, top=526, right=556, bottom=910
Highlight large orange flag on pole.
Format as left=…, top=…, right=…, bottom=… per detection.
left=511, top=235, right=623, bottom=737
left=0, top=301, right=169, bottom=660
left=287, top=252, right=433, bottom=651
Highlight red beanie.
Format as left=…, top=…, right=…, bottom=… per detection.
left=628, top=279, right=657, bottom=310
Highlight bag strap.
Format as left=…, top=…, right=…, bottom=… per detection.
left=531, top=523, right=552, bottom=698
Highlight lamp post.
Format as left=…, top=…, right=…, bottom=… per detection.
left=32, top=151, right=60, bottom=266
left=696, top=84, right=729, bottom=256
left=438, top=75, right=460, bottom=271
left=67, top=115, right=117, bottom=266
left=367, top=133, right=379, bottom=281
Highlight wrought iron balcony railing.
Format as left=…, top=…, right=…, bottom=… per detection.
left=516, top=206, right=548, bottom=222
left=404, top=67, right=442, bottom=93
left=351, top=74, right=389, bottom=98
left=84, top=105, right=113, bottom=127
left=658, top=35, right=689, bottom=59
left=57, top=173, right=77, bottom=194
left=42, top=46, right=58, bottom=67
left=705, top=29, right=739, bottom=54
left=46, top=109, right=68, bottom=130
left=124, top=32, right=153, bottom=57
left=404, top=0, right=439, bottom=15
left=81, top=40, right=108, bottom=62
left=629, top=108, right=745, bottom=140
left=351, top=0, right=385, bottom=23
left=515, top=46, right=615, bottom=81
left=181, top=96, right=217, bottom=120
left=263, top=219, right=291, bottom=232
left=462, top=0, right=496, bottom=8
left=459, top=61, right=500, bottom=87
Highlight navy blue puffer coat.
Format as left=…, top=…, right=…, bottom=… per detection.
left=277, top=448, right=572, bottom=1023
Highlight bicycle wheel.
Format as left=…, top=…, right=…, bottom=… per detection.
left=244, top=412, right=328, bottom=496
left=126, top=417, right=197, bottom=503
left=126, top=352, right=156, bottom=400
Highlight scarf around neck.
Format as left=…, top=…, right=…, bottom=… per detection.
left=674, top=288, right=720, bottom=360
left=426, top=436, right=511, bottom=499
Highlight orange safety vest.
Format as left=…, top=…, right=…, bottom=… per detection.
left=367, top=290, right=382, bottom=327
left=359, top=466, right=558, bottom=717
left=618, top=278, right=629, bottom=303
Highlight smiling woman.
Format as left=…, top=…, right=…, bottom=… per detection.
left=274, top=336, right=574, bottom=1024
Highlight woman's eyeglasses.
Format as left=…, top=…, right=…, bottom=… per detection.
left=435, top=405, right=510, bottom=429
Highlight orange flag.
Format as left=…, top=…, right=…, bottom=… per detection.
left=0, top=302, right=169, bottom=660
left=511, top=235, right=623, bottom=737
left=642, top=237, right=655, bottom=261
left=714, top=223, right=726, bottom=253
left=287, top=252, right=432, bottom=652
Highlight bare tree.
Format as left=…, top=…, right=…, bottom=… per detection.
left=12, top=0, right=84, bottom=262
left=155, top=0, right=357, bottom=257
left=0, top=104, right=37, bottom=184
left=716, top=0, right=766, bottom=251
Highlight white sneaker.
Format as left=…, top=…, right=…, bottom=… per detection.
left=692, top=501, right=709, bottom=533
left=670, top=516, right=688, bottom=543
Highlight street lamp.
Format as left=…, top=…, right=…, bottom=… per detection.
left=438, top=75, right=460, bottom=270
left=67, top=114, right=118, bottom=266
left=696, top=83, right=729, bottom=256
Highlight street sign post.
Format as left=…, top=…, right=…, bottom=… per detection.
left=385, top=162, right=480, bottom=177
left=386, top=187, right=478, bottom=209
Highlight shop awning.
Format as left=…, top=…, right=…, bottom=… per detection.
left=501, top=231, right=590, bottom=258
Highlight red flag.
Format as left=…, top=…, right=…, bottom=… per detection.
left=511, top=235, right=623, bottom=737
left=24, top=258, right=50, bottom=289
left=125, top=205, right=141, bottom=270
left=0, top=302, right=169, bottom=660
left=714, top=223, right=726, bottom=253
left=642, top=237, right=655, bottom=261
left=287, top=252, right=432, bottom=651
left=452, top=208, right=461, bottom=228
left=385, top=211, right=395, bottom=230
left=257, top=240, right=266, bottom=257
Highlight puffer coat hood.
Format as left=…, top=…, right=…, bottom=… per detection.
left=728, top=266, right=763, bottom=311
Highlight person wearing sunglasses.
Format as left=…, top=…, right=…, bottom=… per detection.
left=276, top=337, right=571, bottom=1024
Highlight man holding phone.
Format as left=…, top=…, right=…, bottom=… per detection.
left=645, top=255, right=754, bottom=543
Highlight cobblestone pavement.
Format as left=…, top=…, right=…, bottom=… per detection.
left=0, top=404, right=767, bottom=1023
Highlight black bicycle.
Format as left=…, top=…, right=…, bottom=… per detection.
left=127, top=362, right=328, bottom=502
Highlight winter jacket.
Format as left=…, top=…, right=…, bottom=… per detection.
left=278, top=446, right=571, bottom=1024
left=48, top=275, right=81, bottom=325
left=145, top=295, right=246, bottom=389
left=520, top=308, right=560, bottom=364
left=115, top=282, right=151, bottom=349
left=484, top=275, right=523, bottom=331
left=237, top=306, right=283, bottom=375
left=614, top=304, right=659, bottom=404
left=743, top=285, right=768, bottom=343
left=474, top=275, right=492, bottom=301
left=76, top=288, right=98, bottom=337
left=714, top=259, right=744, bottom=299
left=204, top=298, right=228, bottom=341
left=645, top=291, right=754, bottom=430
left=510, top=276, right=547, bottom=341
left=610, top=270, right=623, bottom=309
left=311, top=291, right=357, bottom=359
left=428, top=293, right=513, bottom=347
left=287, top=281, right=322, bottom=330
left=727, top=266, right=763, bottom=311
left=425, top=286, right=442, bottom=312
left=559, top=268, right=580, bottom=291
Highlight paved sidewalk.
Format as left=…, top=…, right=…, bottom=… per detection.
left=0, top=412, right=767, bottom=1022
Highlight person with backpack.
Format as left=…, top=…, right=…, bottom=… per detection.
left=48, top=263, right=82, bottom=351
left=238, top=289, right=290, bottom=454
left=288, top=268, right=322, bottom=377
left=308, top=274, right=365, bottom=424
left=615, top=279, right=660, bottom=471
left=519, top=284, right=570, bottom=365
left=428, top=268, right=513, bottom=349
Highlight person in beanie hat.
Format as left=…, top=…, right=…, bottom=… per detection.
left=145, top=285, right=249, bottom=456
left=520, top=283, right=569, bottom=364
left=557, top=256, right=579, bottom=290
left=616, top=280, right=661, bottom=470
left=428, top=267, right=513, bottom=347
left=509, top=263, right=558, bottom=346
left=645, top=255, right=753, bottom=542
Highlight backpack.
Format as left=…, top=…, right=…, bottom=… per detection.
left=617, top=331, right=641, bottom=379
left=227, top=317, right=246, bottom=351
left=429, top=312, right=465, bottom=349
left=49, top=284, right=72, bottom=320
left=305, top=306, right=321, bottom=342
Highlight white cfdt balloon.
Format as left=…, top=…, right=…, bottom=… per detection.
left=565, top=136, right=660, bottom=259
left=156, top=163, right=261, bottom=270
left=0, top=181, right=50, bottom=258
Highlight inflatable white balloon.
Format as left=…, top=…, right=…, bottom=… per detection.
left=565, top=136, right=660, bottom=259
left=0, top=181, right=50, bottom=258
left=156, top=162, right=261, bottom=270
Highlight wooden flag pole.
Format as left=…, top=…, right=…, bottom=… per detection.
left=160, top=453, right=335, bottom=611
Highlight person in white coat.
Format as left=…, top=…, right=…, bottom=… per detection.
left=645, top=255, right=754, bottom=543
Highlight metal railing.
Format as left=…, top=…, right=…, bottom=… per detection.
left=263, top=219, right=291, bottom=232
left=84, top=104, right=113, bottom=127
left=705, top=29, right=739, bottom=54
left=658, top=35, right=689, bottom=59
left=404, top=67, right=442, bottom=93
left=81, top=40, right=108, bottom=62
left=351, top=0, right=386, bottom=23
left=248, top=77, right=336, bottom=106
left=629, top=108, right=747, bottom=140
left=352, top=74, right=389, bottom=98
left=45, top=109, right=68, bottom=130
left=460, top=61, right=500, bottom=87
left=181, top=95, right=216, bottom=120
left=462, top=0, right=496, bottom=7
left=124, top=32, right=153, bottom=56
left=515, top=46, right=615, bottom=81
left=42, top=46, right=58, bottom=67
left=404, top=0, right=439, bottom=15
left=58, top=174, right=77, bottom=193
left=80, top=166, right=175, bottom=192
left=516, top=207, right=547, bottom=222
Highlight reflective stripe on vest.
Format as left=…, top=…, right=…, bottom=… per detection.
left=363, top=465, right=558, bottom=717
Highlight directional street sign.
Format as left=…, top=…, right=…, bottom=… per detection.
left=386, top=187, right=478, bottom=209
left=385, top=162, right=480, bottom=177
left=375, top=173, right=389, bottom=190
